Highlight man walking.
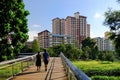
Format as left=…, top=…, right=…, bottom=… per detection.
left=43, top=49, right=49, bottom=71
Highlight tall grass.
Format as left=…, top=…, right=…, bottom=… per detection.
left=73, top=60, right=120, bottom=70
left=0, top=61, right=33, bottom=80
left=73, top=60, right=120, bottom=80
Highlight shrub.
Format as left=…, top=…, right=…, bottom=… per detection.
left=92, top=76, right=120, bottom=80
left=84, top=68, right=120, bottom=76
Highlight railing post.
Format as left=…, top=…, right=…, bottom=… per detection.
left=0, top=54, right=36, bottom=80
left=21, top=61, right=23, bottom=72
left=60, top=53, right=91, bottom=80
left=12, top=63, right=14, bottom=77
left=68, top=67, right=70, bottom=80
left=69, top=71, right=73, bottom=80
left=27, top=60, right=29, bottom=68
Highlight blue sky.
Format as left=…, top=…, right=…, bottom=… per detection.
left=24, top=0, right=120, bottom=41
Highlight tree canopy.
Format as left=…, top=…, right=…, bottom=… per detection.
left=32, top=39, right=40, bottom=53
left=47, top=44, right=82, bottom=60
left=0, top=0, right=29, bottom=61
left=82, top=37, right=99, bottom=60
left=104, top=1, right=120, bottom=57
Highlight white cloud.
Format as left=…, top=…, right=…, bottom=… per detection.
left=32, top=24, right=41, bottom=27
left=94, top=12, right=104, bottom=19
left=27, top=31, right=38, bottom=41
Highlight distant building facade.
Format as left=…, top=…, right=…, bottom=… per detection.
left=25, top=41, right=33, bottom=48
left=86, top=24, right=90, bottom=37
left=38, top=30, right=50, bottom=48
left=94, top=37, right=114, bottom=51
left=49, top=34, right=70, bottom=47
left=38, top=30, right=70, bottom=48
left=52, top=12, right=90, bottom=48
left=37, top=12, right=90, bottom=48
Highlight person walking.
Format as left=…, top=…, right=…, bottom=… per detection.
left=36, top=52, right=41, bottom=72
left=43, top=49, right=49, bottom=71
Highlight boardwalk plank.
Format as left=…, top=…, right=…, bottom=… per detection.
left=11, top=57, right=67, bottom=80
left=51, top=58, right=67, bottom=80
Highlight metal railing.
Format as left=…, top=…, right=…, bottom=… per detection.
left=0, top=54, right=36, bottom=80
left=60, top=53, right=91, bottom=80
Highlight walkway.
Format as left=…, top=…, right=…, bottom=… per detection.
left=11, top=57, right=67, bottom=80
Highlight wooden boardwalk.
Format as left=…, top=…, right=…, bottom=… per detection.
left=11, top=57, right=67, bottom=80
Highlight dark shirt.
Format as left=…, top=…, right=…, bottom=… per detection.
left=43, top=52, right=49, bottom=61
left=36, top=54, right=41, bottom=66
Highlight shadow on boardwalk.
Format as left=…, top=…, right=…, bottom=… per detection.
left=11, top=57, right=68, bottom=80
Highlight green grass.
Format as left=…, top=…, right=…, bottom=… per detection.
left=73, top=60, right=120, bottom=80
left=73, top=60, right=120, bottom=70
left=91, top=76, right=120, bottom=80
left=0, top=61, right=33, bottom=80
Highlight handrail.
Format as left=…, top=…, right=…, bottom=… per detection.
left=0, top=55, right=36, bottom=66
left=60, top=52, right=91, bottom=80
left=0, top=54, right=36, bottom=80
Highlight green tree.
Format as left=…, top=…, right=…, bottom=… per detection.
left=98, top=51, right=115, bottom=61
left=64, top=44, right=82, bottom=60
left=81, top=46, right=90, bottom=60
left=47, top=47, right=54, bottom=57
left=64, top=44, right=73, bottom=58
left=32, top=39, right=40, bottom=53
left=82, top=37, right=99, bottom=60
left=21, top=45, right=32, bottom=53
left=104, top=2, right=120, bottom=57
left=52, top=44, right=66, bottom=57
left=46, top=44, right=82, bottom=60
left=0, top=0, right=29, bottom=61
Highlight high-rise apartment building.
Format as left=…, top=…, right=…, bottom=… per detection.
left=49, top=34, right=70, bottom=47
left=38, top=12, right=90, bottom=48
left=60, top=19, right=66, bottom=35
left=52, top=12, right=90, bottom=48
left=38, top=30, right=70, bottom=48
left=52, top=18, right=65, bottom=35
left=94, top=37, right=114, bottom=51
left=38, top=30, right=50, bottom=48
left=52, top=18, right=61, bottom=34
left=86, top=24, right=90, bottom=37
left=94, top=37, right=105, bottom=51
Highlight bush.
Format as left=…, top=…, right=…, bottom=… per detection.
left=84, top=68, right=120, bottom=76
left=92, top=76, right=120, bottom=80
left=47, top=44, right=82, bottom=60
left=73, top=60, right=120, bottom=79
left=98, top=51, right=115, bottom=61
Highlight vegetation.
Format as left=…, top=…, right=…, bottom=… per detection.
left=46, top=42, right=117, bottom=61
left=32, top=39, right=40, bottom=53
left=82, top=37, right=99, bottom=60
left=0, top=0, right=30, bottom=61
left=92, top=76, right=120, bottom=80
left=73, top=60, right=120, bottom=80
left=0, top=61, right=33, bottom=80
left=21, top=44, right=32, bottom=53
left=104, top=0, right=120, bottom=57
left=47, top=44, right=82, bottom=60
left=98, top=51, right=115, bottom=61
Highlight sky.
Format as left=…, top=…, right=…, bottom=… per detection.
left=23, top=0, right=120, bottom=41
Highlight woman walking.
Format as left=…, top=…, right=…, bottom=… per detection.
left=36, top=52, right=41, bottom=72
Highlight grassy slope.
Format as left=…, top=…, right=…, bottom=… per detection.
left=73, top=60, right=120, bottom=70
left=73, top=60, right=120, bottom=79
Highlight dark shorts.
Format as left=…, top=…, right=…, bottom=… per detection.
left=44, top=60, right=48, bottom=65
left=36, top=60, right=41, bottom=66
